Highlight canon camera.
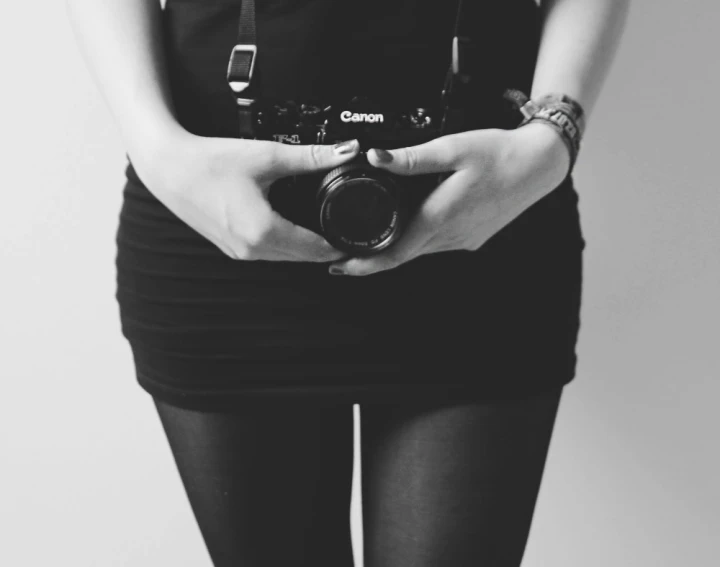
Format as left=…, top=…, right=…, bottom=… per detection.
left=248, top=95, right=469, bottom=255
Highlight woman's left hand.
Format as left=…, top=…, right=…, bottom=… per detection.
left=328, top=121, right=572, bottom=276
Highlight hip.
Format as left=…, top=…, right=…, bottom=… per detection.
left=116, top=164, right=584, bottom=307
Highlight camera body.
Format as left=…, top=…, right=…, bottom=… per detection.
left=249, top=95, right=469, bottom=255
left=225, top=0, right=526, bottom=255
left=252, top=96, right=470, bottom=255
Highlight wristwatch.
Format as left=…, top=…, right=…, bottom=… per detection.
left=503, top=89, right=586, bottom=173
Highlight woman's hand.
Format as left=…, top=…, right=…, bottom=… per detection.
left=328, top=122, right=572, bottom=276
left=135, top=132, right=361, bottom=262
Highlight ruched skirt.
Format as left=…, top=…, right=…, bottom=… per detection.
left=114, top=0, right=585, bottom=411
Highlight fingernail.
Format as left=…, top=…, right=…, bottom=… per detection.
left=372, top=148, right=394, bottom=163
left=329, top=265, right=345, bottom=275
left=333, top=139, right=358, bottom=155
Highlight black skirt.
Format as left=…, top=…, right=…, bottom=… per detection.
left=115, top=0, right=586, bottom=411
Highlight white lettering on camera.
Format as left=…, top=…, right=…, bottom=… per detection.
left=340, top=111, right=384, bottom=123
left=273, top=134, right=301, bottom=144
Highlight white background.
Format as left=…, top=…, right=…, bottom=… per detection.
left=1, top=1, right=718, bottom=565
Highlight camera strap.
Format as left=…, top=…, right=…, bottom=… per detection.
left=227, top=0, right=477, bottom=137
left=226, top=0, right=258, bottom=136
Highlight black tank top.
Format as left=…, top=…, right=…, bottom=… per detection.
left=157, top=0, right=542, bottom=140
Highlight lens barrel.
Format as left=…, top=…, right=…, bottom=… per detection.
left=317, top=160, right=407, bottom=254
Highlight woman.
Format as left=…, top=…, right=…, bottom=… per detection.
left=67, top=0, right=629, bottom=565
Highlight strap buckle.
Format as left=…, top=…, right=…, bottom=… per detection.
left=451, top=36, right=477, bottom=83
left=519, top=100, right=541, bottom=121
left=226, top=44, right=257, bottom=94
left=502, top=89, right=542, bottom=123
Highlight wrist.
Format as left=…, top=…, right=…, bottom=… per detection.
left=125, top=120, right=193, bottom=189
left=510, top=121, right=572, bottom=184
left=503, top=89, right=583, bottom=177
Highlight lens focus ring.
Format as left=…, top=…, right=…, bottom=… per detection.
left=317, top=161, right=406, bottom=254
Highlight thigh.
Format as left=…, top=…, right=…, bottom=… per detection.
left=359, top=386, right=563, bottom=567
left=152, top=397, right=357, bottom=567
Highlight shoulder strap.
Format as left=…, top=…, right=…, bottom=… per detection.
left=227, top=0, right=478, bottom=136
left=228, top=0, right=474, bottom=96
left=226, top=0, right=257, bottom=96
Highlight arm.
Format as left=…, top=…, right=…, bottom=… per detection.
left=65, top=0, right=185, bottom=178
left=505, top=0, right=633, bottom=192
left=65, top=0, right=362, bottom=263
left=502, top=0, right=633, bottom=197
left=329, top=0, right=632, bottom=275
left=531, top=0, right=632, bottom=123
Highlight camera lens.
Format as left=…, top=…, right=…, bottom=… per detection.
left=317, top=161, right=406, bottom=254
left=324, top=178, right=396, bottom=243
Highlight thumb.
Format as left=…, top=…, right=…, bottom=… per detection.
left=366, top=136, right=463, bottom=176
left=268, top=139, right=361, bottom=177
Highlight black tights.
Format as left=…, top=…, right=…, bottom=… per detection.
left=152, top=387, right=563, bottom=567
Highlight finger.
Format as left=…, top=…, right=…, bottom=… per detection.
left=328, top=169, right=478, bottom=275
left=263, top=212, right=345, bottom=263
left=264, top=139, right=361, bottom=178
left=366, top=134, right=465, bottom=176
left=330, top=208, right=438, bottom=276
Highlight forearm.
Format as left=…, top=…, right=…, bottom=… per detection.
left=531, top=0, right=631, bottom=123
left=65, top=0, right=185, bottom=165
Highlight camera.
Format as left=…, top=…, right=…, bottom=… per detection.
left=248, top=95, right=468, bottom=255
left=225, top=0, right=525, bottom=255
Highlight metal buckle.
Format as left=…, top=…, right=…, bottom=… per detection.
left=451, top=36, right=476, bottom=81
left=226, top=44, right=257, bottom=93
left=519, top=100, right=540, bottom=120
left=451, top=36, right=461, bottom=75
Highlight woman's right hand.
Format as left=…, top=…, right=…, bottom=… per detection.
left=134, top=131, right=361, bottom=262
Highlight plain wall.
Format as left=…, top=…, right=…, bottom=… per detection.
left=1, top=1, right=717, bottom=565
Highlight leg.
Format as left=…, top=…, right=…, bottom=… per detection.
left=359, top=386, right=563, bottom=567
left=152, top=397, right=356, bottom=567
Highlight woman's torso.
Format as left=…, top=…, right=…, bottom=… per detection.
left=116, top=0, right=585, bottom=405
left=124, top=0, right=582, bottom=287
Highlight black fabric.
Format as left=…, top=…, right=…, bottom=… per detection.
left=237, top=0, right=256, bottom=45
left=230, top=0, right=469, bottom=97
left=115, top=0, right=586, bottom=411
left=152, top=386, right=563, bottom=567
